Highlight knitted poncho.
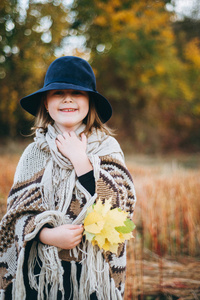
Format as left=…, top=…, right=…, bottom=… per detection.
left=0, top=124, right=136, bottom=300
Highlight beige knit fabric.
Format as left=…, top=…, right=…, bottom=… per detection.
left=0, top=124, right=136, bottom=300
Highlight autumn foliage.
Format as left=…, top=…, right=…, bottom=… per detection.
left=84, top=198, right=135, bottom=253
left=0, top=0, right=200, bottom=152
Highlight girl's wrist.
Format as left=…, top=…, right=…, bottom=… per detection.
left=39, top=227, right=54, bottom=245
left=72, top=153, right=93, bottom=176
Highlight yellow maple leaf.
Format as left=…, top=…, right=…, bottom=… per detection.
left=84, top=220, right=105, bottom=234
left=102, top=239, right=119, bottom=254
left=106, top=243, right=119, bottom=254
left=84, top=210, right=103, bottom=226
left=119, top=232, right=133, bottom=243
left=94, top=198, right=112, bottom=216
left=102, top=239, right=110, bottom=252
left=105, top=208, right=128, bottom=227
left=83, top=198, right=134, bottom=253
left=94, top=233, right=106, bottom=248
left=97, top=224, right=121, bottom=244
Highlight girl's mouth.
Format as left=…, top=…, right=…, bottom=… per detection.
left=60, top=108, right=77, bottom=112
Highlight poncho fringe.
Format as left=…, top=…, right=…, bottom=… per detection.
left=0, top=124, right=136, bottom=299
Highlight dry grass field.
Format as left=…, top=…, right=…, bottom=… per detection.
left=0, top=145, right=200, bottom=299
left=125, top=155, right=200, bottom=299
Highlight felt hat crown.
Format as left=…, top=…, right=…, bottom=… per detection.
left=20, top=56, right=112, bottom=123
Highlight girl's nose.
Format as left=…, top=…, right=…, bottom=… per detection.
left=63, top=92, right=73, bottom=103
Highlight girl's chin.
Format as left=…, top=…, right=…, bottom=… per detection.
left=55, top=122, right=82, bottom=132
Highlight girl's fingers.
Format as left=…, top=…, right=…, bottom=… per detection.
left=64, top=224, right=83, bottom=230
left=81, top=133, right=87, bottom=146
left=56, top=135, right=66, bottom=146
left=63, top=131, right=78, bottom=139
left=57, top=132, right=87, bottom=145
left=57, top=131, right=77, bottom=143
left=55, top=140, right=61, bottom=147
left=70, top=229, right=84, bottom=236
left=63, top=132, right=71, bottom=139
left=69, top=231, right=83, bottom=247
left=74, top=234, right=83, bottom=243
left=64, top=224, right=84, bottom=236
left=57, top=134, right=65, bottom=141
left=68, top=131, right=76, bottom=137
left=73, top=228, right=84, bottom=237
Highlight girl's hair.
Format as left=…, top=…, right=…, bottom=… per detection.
left=32, top=93, right=114, bottom=136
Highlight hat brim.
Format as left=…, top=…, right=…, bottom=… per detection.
left=20, top=82, right=112, bottom=123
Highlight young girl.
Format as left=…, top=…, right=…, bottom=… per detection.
left=0, top=56, right=136, bottom=300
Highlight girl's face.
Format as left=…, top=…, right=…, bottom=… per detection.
left=45, top=89, right=89, bottom=132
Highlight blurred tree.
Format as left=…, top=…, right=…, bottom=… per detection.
left=0, top=0, right=70, bottom=136
left=173, top=15, right=200, bottom=150
left=71, top=0, right=200, bottom=152
left=0, top=0, right=200, bottom=152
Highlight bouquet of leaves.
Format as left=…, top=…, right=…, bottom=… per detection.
left=83, top=198, right=135, bottom=254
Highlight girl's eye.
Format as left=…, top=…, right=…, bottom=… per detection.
left=51, top=90, right=63, bottom=96
left=53, top=90, right=63, bottom=95
left=72, top=91, right=82, bottom=95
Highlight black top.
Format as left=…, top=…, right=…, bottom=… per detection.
left=78, top=170, right=95, bottom=196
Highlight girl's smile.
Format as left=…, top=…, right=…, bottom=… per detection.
left=45, top=89, right=89, bottom=132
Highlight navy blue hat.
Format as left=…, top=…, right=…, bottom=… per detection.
left=20, top=56, right=112, bottom=123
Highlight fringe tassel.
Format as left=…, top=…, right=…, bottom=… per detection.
left=28, top=241, right=38, bottom=290
left=70, top=261, right=79, bottom=300
left=24, top=234, right=122, bottom=300
left=111, top=278, right=118, bottom=300
left=0, top=290, right=5, bottom=300
left=28, top=243, right=65, bottom=300
left=71, top=246, right=79, bottom=260
left=16, top=239, right=122, bottom=300
left=78, top=242, right=121, bottom=300
left=12, top=248, right=26, bottom=300
left=25, top=209, right=122, bottom=300
left=116, top=287, right=123, bottom=300
left=39, top=244, right=64, bottom=300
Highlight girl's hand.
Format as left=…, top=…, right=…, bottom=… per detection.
left=56, top=132, right=93, bottom=176
left=56, top=131, right=87, bottom=162
left=39, top=224, right=84, bottom=250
